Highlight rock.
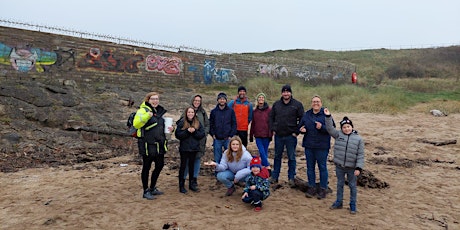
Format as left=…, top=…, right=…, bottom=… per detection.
left=430, top=109, right=447, bottom=117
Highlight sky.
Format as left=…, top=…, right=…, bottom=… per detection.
left=1, top=0, right=459, bottom=53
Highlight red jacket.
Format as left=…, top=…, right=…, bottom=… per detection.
left=250, top=102, right=273, bottom=139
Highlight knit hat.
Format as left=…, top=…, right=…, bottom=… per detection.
left=281, top=84, right=292, bottom=93
left=250, top=156, right=262, bottom=170
left=217, top=92, right=227, bottom=101
left=340, top=116, right=353, bottom=128
left=237, top=86, right=247, bottom=92
left=256, top=92, right=266, bottom=99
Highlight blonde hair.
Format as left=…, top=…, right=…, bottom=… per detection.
left=226, top=136, right=243, bottom=162
left=144, top=92, right=159, bottom=102
left=181, top=107, right=200, bottom=130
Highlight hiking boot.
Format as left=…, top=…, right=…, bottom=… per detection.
left=288, top=179, right=296, bottom=188
left=350, top=203, right=357, bottom=214
left=179, top=179, right=187, bottom=194
left=179, top=186, right=188, bottom=194
left=225, top=185, right=236, bottom=196
left=317, top=188, right=327, bottom=199
left=143, top=189, right=155, bottom=200
left=330, top=201, right=343, bottom=210
left=189, top=181, right=199, bottom=192
left=305, top=186, right=317, bottom=198
left=150, top=187, right=164, bottom=195
left=268, top=177, right=278, bottom=184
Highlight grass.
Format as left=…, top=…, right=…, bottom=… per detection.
left=225, top=77, right=460, bottom=114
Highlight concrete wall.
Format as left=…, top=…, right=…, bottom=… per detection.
left=0, top=26, right=355, bottom=86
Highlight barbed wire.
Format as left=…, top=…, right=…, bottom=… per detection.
left=0, top=18, right=226, bottom=55
left=1, top=18, right=457, bottom=55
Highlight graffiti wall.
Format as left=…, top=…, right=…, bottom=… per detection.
left=0, top=26, right=355, bottom=86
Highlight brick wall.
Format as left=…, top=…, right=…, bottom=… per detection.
left=0, top=26, right=354, bottom=86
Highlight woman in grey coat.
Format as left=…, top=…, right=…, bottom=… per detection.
left=324, top=108, right=364, bottom=215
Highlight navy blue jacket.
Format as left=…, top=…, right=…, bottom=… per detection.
left=298, top=108, right=335, bottom=149
left=209, top=104, right=237, bottom=140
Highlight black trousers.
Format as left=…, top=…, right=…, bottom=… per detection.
left=237, top=130, right=248, bottom=147
left=141, top=153, right=164, bottom=190
left=179, top=151, right=197, bottom=182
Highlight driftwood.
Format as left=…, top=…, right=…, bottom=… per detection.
left=293, top=177, right=333, bottom=193
left=416, top=138, right=457, bottom=146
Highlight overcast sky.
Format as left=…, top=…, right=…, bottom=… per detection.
left=1, top=0, right=459, bottom=53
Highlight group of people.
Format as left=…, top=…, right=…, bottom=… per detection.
left=132, top=84, right=364, bottom=214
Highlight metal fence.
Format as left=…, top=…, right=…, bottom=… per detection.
left=0, top=18, right=225, bottom=55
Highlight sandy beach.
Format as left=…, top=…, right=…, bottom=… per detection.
left=1, top=111, right=459, bottom=230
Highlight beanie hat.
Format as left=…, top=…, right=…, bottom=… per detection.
left=217, top=92, right=227, bottom=101
left=256, top=92, right=266, bottom=99
left=250, top=156, right=262, bottom=170
left=281, top=84, right=292, bottom=93
left=340, top=116, right=353, bottom=128
left=237, top=86, right=247, bottom=92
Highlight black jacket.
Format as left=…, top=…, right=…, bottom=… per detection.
left=269, top=97, right=304, bottom=136
left=175, top=118, right=206, bottom=152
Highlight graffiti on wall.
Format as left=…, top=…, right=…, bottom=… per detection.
left=203, top=59, right=237, bottom=84
left=53, top=47, right=76, bottom=71
left=257, top=63, right=289, bottom=78
left=0, top=42, right=57, bottom=72
left=77, top=47, right=144, bottom=73
left=145, top=54, right=182, bottom=75
left=294, top=64, right=351, bottom=82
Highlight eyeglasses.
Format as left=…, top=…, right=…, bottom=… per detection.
left=149, top=97, right=159, bottom=100
left=311, top=101, right=321, bottom=104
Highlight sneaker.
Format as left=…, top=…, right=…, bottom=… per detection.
left=268, top=177, right=278, bottom=184
left=305, top=186, right=316, bottom=198
left=317, top=188, right=327, bottom=200
left=150, top=187, right=164, bottom=195
left=288, top=179, right=296, bottom=188
left=143, top=189, right=155, bottom=200
left=225, top=186, right=236, bottom=196
left=254, top=207, right=262, bottom=212
left=350, top=204, right=357, bottom=214
left=330, top=201, right=343, bottom=210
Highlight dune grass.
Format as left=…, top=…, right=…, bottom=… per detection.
left=222, top=77, right=460, bottom=114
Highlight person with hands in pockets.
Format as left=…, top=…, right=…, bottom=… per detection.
left=323, top=107, right=364, bottom=214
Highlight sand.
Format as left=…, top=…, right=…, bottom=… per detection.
left=1, top=111, right=459, bottom=230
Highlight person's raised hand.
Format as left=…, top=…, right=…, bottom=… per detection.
left=324, top=107, right=330, bottom=115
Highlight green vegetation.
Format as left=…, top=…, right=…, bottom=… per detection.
left=231, top=46, right=460, bottom=114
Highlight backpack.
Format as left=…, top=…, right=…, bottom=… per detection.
left=127, top=108, right=148, bottom=138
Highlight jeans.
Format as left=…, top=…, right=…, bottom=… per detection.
left=305, top=148, right=329, bottom=189
left=335, top=165, right=357, bottom=206
left=272, top=134, right=297, bottom=180
left=213, top=139, right=229, bottom=164
left=184, top=155, right=201, bottom=179
left=216, top=170, right=249, bottom=188
left=255, top=137, right=271, bottom=167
